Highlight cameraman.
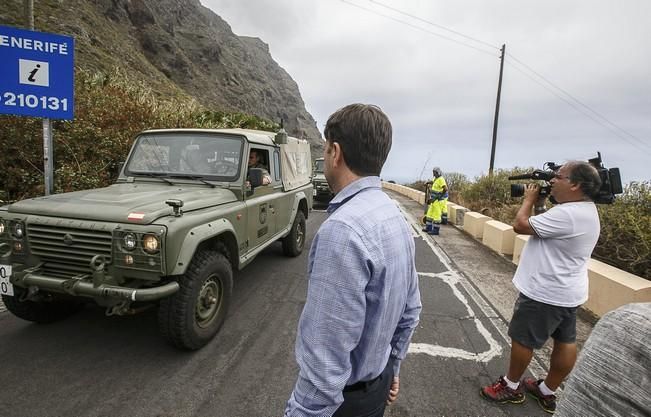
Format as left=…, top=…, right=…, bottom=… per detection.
left=481, top=161, right=602, bottom=414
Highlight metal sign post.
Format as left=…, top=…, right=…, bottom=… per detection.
left=0, top=24, right=75, bottom=195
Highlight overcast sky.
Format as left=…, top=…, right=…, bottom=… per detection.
left=203, top=0, right=650, bottom=184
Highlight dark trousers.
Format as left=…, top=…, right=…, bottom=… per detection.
left=333, top=358, right=394, bottom=417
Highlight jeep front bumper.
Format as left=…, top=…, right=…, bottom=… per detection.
left=11, top=262, right=179, bottom=302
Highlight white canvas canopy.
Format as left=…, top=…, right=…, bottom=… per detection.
left=280, top=138, right=312, bottom=191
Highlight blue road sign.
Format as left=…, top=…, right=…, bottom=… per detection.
left=0, top=25, right=74, bottom=120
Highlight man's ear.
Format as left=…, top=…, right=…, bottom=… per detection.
left=331, top=141, right=343, bottom=167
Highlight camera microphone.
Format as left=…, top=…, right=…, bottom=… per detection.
left=508, top=173, right=534, bottom=180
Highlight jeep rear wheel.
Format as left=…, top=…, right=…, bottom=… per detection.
left=1, top=289, right=84, bottom=324
left=158, top=250, right=233, bottom=350
left=282, top=210, right=306, bottom=257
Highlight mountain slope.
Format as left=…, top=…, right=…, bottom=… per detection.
left=1, top=0, right=323, bottom=154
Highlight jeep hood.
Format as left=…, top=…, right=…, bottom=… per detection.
left=8, top=183, right=238, bottom=224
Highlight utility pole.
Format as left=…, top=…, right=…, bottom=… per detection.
left=489, top=44, right=505, bottom=176
left=24, top=0, right=34, bottom=29
left=24, top=0, right=54, bottom=195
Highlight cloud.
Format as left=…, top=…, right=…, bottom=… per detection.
left=202, top=0, right=651, bottom=183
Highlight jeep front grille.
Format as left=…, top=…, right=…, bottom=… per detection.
left=27, top=223, right=112, bottom=276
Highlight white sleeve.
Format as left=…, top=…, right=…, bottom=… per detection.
left=528, top=205, right=574, bottom=239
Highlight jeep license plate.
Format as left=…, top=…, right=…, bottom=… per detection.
left=0, top=265, right=13, bottom=296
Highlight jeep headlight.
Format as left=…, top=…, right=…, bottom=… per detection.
left=0, top=219, right=5, bottom=235
left=13, top=222, right=25, bottom=239
left=123, top=232, right=137, bottom=251
left=142, top=234, right=160, bottom=254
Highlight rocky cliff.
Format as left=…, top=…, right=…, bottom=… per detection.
left=1, top=0, right=323, bottom=153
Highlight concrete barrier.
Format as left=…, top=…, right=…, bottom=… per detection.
left=457, top=207, right=469, bottom=226
left=513, top=235, right=530, bottom=265
left=381, top=181, right=651, bottom=317
left=584, top=259, right=651, bottom=317
left=449, top=204, right=468, bottom=226
left=464, top=212, right=491, bottom=239
left=482, top=220, right=516, bottom=255
left=447, top=202, right=458, bottom=225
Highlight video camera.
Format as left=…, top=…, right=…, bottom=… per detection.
left=508, top=152, right=623, bottom=204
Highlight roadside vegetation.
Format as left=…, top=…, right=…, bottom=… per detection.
left=407, top=170, right=651, bottom=280
left=0, top=67, right=278, bottom=202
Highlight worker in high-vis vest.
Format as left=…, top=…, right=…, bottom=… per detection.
left=422, top=167, right=448, bottom=235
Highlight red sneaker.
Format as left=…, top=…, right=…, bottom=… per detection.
left=480, top=376, right=525, bottom=404
left=522, top=377, right=556, bottom=414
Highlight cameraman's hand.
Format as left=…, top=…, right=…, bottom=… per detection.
left=514, top=184, right=543, bottom=235
left=523, top=184, right=541, bottom=203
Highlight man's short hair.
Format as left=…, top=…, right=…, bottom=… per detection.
left=567, top=161, right=602, bottom=200
left=323, top=103, right=392, bottom=176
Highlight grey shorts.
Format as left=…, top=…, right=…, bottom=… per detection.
left=508, top=293, right=578, bottom=349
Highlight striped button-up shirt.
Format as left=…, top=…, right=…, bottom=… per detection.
left=285, top=176, right=422, bottom=417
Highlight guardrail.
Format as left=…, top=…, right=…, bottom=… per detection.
left=382, top=181, right=651, bottom=317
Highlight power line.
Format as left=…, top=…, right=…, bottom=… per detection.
left=338, top=0, right=650, bottom=155
left=369, top=0, right=500, bottom=51
left=338, top=0, right=498, bottom=57
left=508, top=54, right=651, bottom=151
left=506, top=59, right=651, bottom=156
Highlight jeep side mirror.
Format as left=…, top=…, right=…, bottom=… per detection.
left=248, top=168, right=264, bottom=188
left=115, top=161, right=125, bottom=178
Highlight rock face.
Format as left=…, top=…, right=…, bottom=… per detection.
left=1, top=0, right=323, bottom=152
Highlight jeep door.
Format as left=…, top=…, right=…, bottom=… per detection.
left=245, top=147, right=278, bottom=249
left=270, top=148, right=293, bottom=234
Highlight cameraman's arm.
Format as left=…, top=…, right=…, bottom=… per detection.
left=513, top=184, right=545, bottom=235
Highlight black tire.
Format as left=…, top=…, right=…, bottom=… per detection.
left=1, top=289, right=83, bottom=324
left=282, top=210, right=306, bottom=257
left=158, top=250, right=233, bottom=350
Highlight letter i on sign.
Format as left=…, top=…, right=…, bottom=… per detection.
left=18, top=59, right=49, bottom=87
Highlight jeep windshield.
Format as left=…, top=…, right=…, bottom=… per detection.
left=125, top=133, right=244, bottom=182
left=314, top=159, right=325, bottom=173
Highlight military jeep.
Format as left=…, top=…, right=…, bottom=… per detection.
left=0, top=128, right=313, bottom=350
left=311, top=157, right=333, bottom=202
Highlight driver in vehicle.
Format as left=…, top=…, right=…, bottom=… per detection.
left=248, top=149, right=272, bottom=185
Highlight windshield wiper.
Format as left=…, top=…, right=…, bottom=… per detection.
left=168, top=175, right=217, bottom=188
left=134, top=172, right=175, bottom=185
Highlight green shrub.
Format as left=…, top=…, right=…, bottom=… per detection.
left=594, top=181, right=651, bottom=279
left=450, top=168, right=531, bottom=222
left=444, top=172, right=470, bottom=202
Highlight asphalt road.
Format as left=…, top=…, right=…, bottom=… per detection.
left=0, top=197, right=554, bottom=417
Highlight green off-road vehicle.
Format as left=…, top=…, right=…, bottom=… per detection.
left=0, top=128, right=313, bottom=349
left=312, top=157, right=333, bottom=202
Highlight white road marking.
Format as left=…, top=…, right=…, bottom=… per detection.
left=408, top=272, right=502, bottom=363
left=395, top=199, right=548, bottom=377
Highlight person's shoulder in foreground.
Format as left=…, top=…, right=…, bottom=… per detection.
left=555, top=302, right=651, bottom=417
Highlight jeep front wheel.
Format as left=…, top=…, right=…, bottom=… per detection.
left=282, top=210, right=306, bottom=257
left=158, top=250, right=233, bottom=350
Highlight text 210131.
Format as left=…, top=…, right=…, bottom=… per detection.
left=2, top=91, right=69, bottom=111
